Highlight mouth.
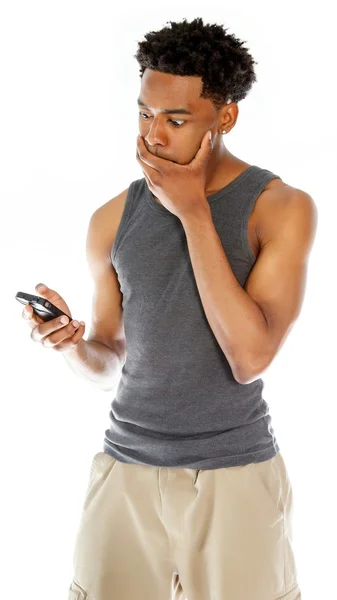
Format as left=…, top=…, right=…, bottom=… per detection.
left=145, top=145, right=177, bottom=163
left=152, top=150, right=174, bottom=161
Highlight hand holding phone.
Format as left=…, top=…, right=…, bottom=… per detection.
left=16, top=284, right=86, bottom=353
left=16, top=290, right=72, bottom=322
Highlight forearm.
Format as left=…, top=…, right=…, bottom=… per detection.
left=62, top=338, right=123, bottom=391
left=181, top=206, right=269, bottom=383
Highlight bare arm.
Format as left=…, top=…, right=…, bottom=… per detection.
left=62, top=338, right=123, bottom=391
left=63, top=189, right=128, bottom=391
left=181, top=188, right=318, bottom=384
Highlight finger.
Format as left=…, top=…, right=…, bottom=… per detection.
left=40, top=319, right=83, bottom=348
left=22, top=304, right=44, bottom=328
left=41, top=319, right=80, bottom=348
left=48, top=322, right=86, bottom=353
left=136, top=153, right=158, bottom=188
left=59, top=323, right=86, bottom=354
left=136, top=135, right=163, bottom=172
left=34, top=283, right=68, bottom=312
left=136, top=152, right=159, bottom=183
left=31, top=315, right=72, bottom=343
left=199, top=130, right=212, bottom=153
left=34, top=283, right=49, bottom=298
left=143, top=172, right=152, bottom=190
left=191, top=130, right=213, bottom=166
left=22, top=304, right=32, bottom=320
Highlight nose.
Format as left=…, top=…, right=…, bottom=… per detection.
left=144, top=119, right=167, bottom=148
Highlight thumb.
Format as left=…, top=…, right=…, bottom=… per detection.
left=200, top=129, right=213, bottom=152
left=35, top=283, right=48, bottom=296
left=205, top=129, right=213, bottom=151
left=34, top=283, right=72, bottom=317
left=35, top=283, right=62, bottom=303
left=193, top=130, right=213, bottom=166
left=35, top=283, right=61, bottom=303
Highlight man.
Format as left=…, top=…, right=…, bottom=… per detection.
left=23, top=17, right=316, bottom=600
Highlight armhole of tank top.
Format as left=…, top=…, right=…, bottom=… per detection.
left=240, top=174, right=282, bottom=265
left=111, top=181, right=135, bottom=267
left=240, top=195, right=259, bottom=265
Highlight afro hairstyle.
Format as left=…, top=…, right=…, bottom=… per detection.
left=134, top=17, right=258, bottom=111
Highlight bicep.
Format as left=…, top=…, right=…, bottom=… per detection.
left=85, top=208, right=126, bottom=363
left=244, top=191, right=318, bottom=362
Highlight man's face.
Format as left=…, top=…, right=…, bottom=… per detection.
left=138, top=69, right=219, bottom=165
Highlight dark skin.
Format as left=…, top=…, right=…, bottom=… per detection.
left=136, top=68, right=318, bottom=384
left=137, top=68, right=250, bottom=199
left=22, top=69, right=317, bottom=385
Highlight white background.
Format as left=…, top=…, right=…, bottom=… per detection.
left=1, top=1, right=335, bottom=598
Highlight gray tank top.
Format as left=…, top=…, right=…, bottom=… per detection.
left=103, top=165, right=281, bottom=468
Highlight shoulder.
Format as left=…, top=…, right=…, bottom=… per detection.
left=90, top=186, right=130, bottom=237
left=92, top=186, right=130, bottom=222
left=254, top=178, right=318, bottom=253
left=86, top=186, right=130, bottom=261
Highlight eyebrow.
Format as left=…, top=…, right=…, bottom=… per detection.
left=137, top=98, right=193, bottom=115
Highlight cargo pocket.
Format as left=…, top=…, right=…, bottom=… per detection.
left=68, top=579, right=88, bottom=599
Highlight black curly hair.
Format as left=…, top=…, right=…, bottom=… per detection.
left=134, top=17, right=258, bottom=111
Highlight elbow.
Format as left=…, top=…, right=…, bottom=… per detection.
left=233, top=366, right=255, bottom=385
left=234, top=370, right=262, bottom=385
left=232, top=353, right=272, bottom=385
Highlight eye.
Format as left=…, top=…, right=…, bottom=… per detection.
left=138, top=112, right=185, bottom=128
left=170, top=120, right=185, bottom=128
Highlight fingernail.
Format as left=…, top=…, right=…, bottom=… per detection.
left=36, top=283, right=46, bottom=291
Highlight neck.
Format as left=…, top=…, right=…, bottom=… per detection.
left=205, top=141, right=248, bottom=195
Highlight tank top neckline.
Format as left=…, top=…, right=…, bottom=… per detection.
left=144, top=164, right=259, bottom=215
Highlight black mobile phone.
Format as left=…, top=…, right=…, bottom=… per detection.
left=15, top=291, right=72, bottom=323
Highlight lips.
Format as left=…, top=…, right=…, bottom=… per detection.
left=152, top=151, right=170, bottom=160
left=146, top=146, right=176, bottom=162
